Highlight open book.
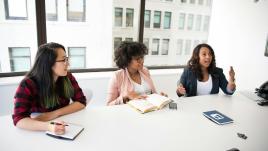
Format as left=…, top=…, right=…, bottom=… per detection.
left=46, top=123, right=84, bottom=140
left=127, top=93, right=172, bottom=113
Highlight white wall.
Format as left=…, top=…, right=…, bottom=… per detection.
left=208, top=0, right=268, bottom=90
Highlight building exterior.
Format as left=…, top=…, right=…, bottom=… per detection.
left=0, top=0, right=212, bottom=73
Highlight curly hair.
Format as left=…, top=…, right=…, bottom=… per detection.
left=187, top=43, right=216, bottom=81
left=114, top=41, right=148, bottom=69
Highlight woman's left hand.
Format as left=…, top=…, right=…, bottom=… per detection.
left=34, top=111, right=59, bottom=121
left=229, top=66, right=235, bottom=83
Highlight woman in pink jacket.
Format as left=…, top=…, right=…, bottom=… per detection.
left=107, top=41, right=166, bottom=105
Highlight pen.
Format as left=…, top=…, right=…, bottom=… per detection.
left=50, top=121, right=69, bottom=126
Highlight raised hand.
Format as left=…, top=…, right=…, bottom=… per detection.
left=229, top=66, right=235, bottom=83
left=176, top=83, right=186, bottom=95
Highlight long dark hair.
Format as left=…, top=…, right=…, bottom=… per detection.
left=114, top=41, right=148, bottom=69
left=187, top=43, right=216, bottom=81
left=26, top=42, right=74, bottom=108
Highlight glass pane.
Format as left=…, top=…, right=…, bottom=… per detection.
left=0, top=0, right=37, bottom=73
left=69, top=56, right=85, bottom=69
left=164, top=12, right=171, bottom=29
left=178, top=13, right=185, bottom=30
left=144, top=0, right=213, bottom=66
left=187, top=14, right=194, bottom=30
left=9, top=47, right=31, bottom=72
left=195, top=15, right=202, bottom=31
left=203, top=15, right=210, bottom=31
left=152, top=39, right=159, bottom=55
left=153, top=11, right=161, bottom=28
left=126, top=8, right=134, bottom=27
left=68, top=47, right=85, bottom=55
left=5, top=0, right=28, bottom=19
left=144, top=10, right=151, bottom=28
left=67, top=0, right=85, bottom=22
left=114, top=37, right=122, bottom=50
left=161, top=39, right=169, bottom=55
left=46, top=0, right=57, bottom=21
left=114, top=7, right=123, bottom=27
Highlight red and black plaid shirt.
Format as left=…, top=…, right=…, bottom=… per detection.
left=12, top=73, right=86, bottom=125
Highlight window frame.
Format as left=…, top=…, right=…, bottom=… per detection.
left=4, top=0, right=28, bottom=20
left=8, top=47, right=31, bottom=72
left=0, top=0, right=184, bottom=77
left=68, top=47, right=86, bottom=69
left=66, top=0, right=86, bottom=22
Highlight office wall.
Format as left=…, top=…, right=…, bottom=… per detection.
left=208, top=0, right=268, bottom=90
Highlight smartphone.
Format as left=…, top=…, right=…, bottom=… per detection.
left=169, top=102, right=177, bottom=110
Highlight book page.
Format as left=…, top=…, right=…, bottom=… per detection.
left=46, top=123, right=84, bottom=140
left=145, top=94, right=171, bottom=109
left=127, top=99, right=157, bottom=113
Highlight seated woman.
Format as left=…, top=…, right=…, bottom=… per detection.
left=107, top=41, right=166, bottom=105
left=176, top=43, right=236, bottom=97
left=12, top=42, right=87, bottom=135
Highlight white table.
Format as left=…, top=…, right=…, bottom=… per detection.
left=1, top=93, right=268, bottom=151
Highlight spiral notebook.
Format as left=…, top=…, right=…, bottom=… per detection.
left=46, top=123, right=84, bottom=140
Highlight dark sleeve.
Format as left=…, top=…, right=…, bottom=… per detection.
left=217, top=68, right=234, bottom=95
left=177, top=68, right=187, bottom=97
left=68, top=73, right=87, bottom=106
left=12, top=79, right=34, bottom=125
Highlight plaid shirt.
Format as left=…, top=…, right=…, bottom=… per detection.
left=12, top=73, right=86, bottom=125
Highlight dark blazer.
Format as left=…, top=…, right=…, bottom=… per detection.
left=177, top=67, right=234, bottom=97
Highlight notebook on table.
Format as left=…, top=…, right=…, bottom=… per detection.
left=46, top=123, right=84, bottom=140
left=203, top=110, right=233, bottom=125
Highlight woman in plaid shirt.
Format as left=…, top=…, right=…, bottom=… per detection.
left=12, top=42, right=87, bottom=135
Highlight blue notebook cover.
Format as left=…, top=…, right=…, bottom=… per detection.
left=203, top=110, right=233, bottom=125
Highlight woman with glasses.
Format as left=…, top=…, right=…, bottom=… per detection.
left=107, top=41, right=167, bottom=105
left=12, top=42, right=86, bottom=135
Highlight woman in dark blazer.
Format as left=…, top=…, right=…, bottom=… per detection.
left=176, top=44, right=236, bottom=97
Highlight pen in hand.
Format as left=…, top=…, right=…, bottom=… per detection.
left=50, top=121, right=69, bottom=126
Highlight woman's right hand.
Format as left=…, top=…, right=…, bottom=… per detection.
left=123, top=91, right=147, bottom=103
left=176, top=83, right=186, bottom=95
left=47, top=121, right=66, bottom=135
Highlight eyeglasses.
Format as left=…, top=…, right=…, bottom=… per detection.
left=56, top=57, right=69, bottom=63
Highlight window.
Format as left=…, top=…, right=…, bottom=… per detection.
left=162, top=39, right=169, bottom=55
left=206, top=0, right=212, bottom=6
left=125, top=38, right=133, bottom=41
left=153, top=11, right=161, bottom=28
left=9, top=47, right=31, bottom=72
left=114, top=37, right=122, bottom=50
left=126, top=8, right=134, bottom=27
left=181, top=0, right=187, bottom=3
left=195, top=15, right=202, bottom=31
left=143, top=38, right=149, bottom=54
left=198, top=0, right=204, bottom=5
left=114, top=7, right=123, bottom=27
left=4, top=0, right=28, bottom=20
left=0, top=62, right=2, bottom=72
left=185, top=40, right=191, bottom=55
left=46, top=0, right=58, bottom=21
left=190, top=0, right=195, bottom=4
left=178, top=13, right=185, bottom=30
left=176, top=39, right=183, bottom=55
left=68, top=47, right=86, bottom=69
left=203, top=16, right=210, bottom=31
left=187, top=14, right=194, bottom=30
left=152, top=39, right=160, bottom=55
left=144, top=10, right=151, bottom=28
left=193, top=40, right=199, bottom=48
left=164, top=12, right=171, bottom=29
left=67, top=0, right=85, bottom=22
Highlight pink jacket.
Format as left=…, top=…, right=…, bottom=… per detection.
left=106, top=67, right=157, bottom=105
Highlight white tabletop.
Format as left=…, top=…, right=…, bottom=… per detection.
left=1, top=93, right=268, bottom=151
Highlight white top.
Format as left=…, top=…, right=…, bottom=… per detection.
left=131, top=76, right=152, bottom=95
left=197, top=74, right=212, bottom=95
